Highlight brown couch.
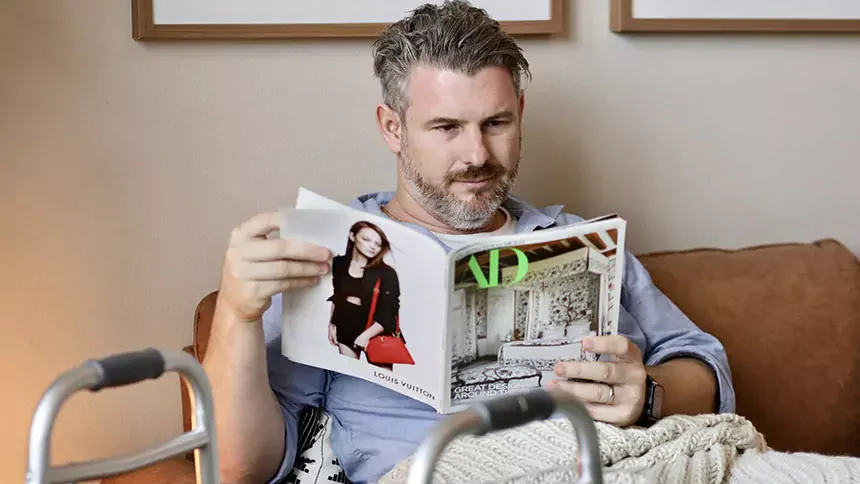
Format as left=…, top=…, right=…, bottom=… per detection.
left=104, top=238, right=860, bottom=483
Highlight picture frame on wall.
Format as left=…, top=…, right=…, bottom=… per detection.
left=611, top=0, right=860, bottom=33
left=132, top=0, right=565, bottom=41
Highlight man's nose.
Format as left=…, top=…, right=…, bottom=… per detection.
left=461, top=125, right=490, bottom=166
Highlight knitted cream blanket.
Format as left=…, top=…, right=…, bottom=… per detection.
left=380, top=414, right=860, bottom=484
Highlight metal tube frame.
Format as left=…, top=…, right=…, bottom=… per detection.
left=26, top=349, right=219, bottom=484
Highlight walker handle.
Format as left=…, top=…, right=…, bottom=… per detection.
left=476, top=389, right=555, bottom=433
left=86, top=348, right=166, bottom=390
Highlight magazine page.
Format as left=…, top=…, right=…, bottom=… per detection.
left=444, top=217, right=627, bottom=410
left=294, top=186, right=355, bottom=211
left=278, top=206, right=449, bottom=411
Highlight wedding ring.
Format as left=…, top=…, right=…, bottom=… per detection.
left=606, top=384, right=615, bottom=405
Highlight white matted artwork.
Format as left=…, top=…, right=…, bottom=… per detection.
left=611, top=0, right=860, bottom=32
left=132, top=0, right=565, bottom=40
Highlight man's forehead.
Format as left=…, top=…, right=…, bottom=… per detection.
left=405, top=64, right=518, bottom=115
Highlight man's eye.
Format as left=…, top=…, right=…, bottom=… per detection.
left=436, top=124, right=458, bottom=132
left=486, top=120, right=509, bottom=127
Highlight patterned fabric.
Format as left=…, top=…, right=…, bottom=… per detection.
left=474, top=290, right=488, bottom=339
left=514, top=291, right=529, bottom=340
left=379, top=413, right=860, bottom=484
left=497, top=339, right=583, bottom=370
left=284, top=407, right=350, bottom=484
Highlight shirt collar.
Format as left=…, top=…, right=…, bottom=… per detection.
left=348, top=191, right=564, bottom=253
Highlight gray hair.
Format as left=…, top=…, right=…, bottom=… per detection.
left=372, top=0, right=531, bottom=120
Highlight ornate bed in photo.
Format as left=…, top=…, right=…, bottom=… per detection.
left=449, top=243, right=614, bottom=404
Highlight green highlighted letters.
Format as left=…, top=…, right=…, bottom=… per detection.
left=467, top=248, right=529, bottom=288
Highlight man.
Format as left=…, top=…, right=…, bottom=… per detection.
left=202, top=2, right=735, bottom=483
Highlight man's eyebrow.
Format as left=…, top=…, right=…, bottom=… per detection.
left=425, top=117, right=462, bottom=127
left=424, top=111, right=515, bottom=127
left=484, top=110, right=515, bottom=121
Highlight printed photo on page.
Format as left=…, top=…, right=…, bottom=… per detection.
left=446, top=223, right=624, bottom=408
left=278, top=207, right=448, bottom=409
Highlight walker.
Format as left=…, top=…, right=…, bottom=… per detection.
left=26, top=348, right=219, bottom=484
left=26, top=348, right=602, bottom=484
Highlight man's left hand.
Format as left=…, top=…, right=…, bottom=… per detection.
left=550, top=335, right=647, bottom=427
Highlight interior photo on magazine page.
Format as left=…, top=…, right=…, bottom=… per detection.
left=446, top=217, right=626, bottom=408
left=278, top=206, right=449, bottom=410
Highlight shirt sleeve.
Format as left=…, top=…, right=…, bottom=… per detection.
left=620, top=251, right=736, bottom=414
left=262, top=294, right=328, bottom=484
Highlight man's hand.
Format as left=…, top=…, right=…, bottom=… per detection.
left=218, top=211, right=332, bottom=323
left=550, top=335, right=647, bottom=427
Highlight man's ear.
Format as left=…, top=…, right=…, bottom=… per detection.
left=376, top=104, right=404, bottom=153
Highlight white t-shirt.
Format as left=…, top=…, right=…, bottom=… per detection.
left=431, top=207, right=518, bottom=250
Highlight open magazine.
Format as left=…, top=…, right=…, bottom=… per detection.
left=279, top=187, right=627, bottom=414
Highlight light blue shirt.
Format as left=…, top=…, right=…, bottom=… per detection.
left=262, top=191, right=735, bottom=484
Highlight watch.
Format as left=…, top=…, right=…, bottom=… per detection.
left=637, top=374, right=664, bottom=426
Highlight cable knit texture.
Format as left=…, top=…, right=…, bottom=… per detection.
left=379, top=414, right=860, bottom=484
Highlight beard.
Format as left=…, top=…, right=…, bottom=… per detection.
left=399, top=137, right=520, bottom=231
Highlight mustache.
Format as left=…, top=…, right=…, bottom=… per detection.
left=447, top=163, right=506, bottom=183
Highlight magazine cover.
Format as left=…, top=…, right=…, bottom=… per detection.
left=278, top=206, right=449, bottom=410
left=280, top=188, right=627, bottom=413
left=445, top=219, right=626, bottom=408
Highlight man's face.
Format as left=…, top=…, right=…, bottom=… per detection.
left=398, top=65, right=523, bottom=230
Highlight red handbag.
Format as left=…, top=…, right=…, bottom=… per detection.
left=363, top=278, right=415, bottom=365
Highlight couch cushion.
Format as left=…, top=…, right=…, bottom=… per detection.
left=638, top=239, right=860, bottom=457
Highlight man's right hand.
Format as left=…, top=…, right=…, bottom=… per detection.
left=218, top=211, right=332, bottom=323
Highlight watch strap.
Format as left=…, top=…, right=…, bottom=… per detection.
left=637, top=374, right=663, bottom=427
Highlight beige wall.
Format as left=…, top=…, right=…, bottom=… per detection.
left=2, top=0, right=858, bottom=480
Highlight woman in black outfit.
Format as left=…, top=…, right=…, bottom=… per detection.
left=327, top=221, right=400, bottom=369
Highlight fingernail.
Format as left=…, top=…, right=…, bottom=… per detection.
left=319, top=263, right=330, bottom=274
left=583, top=338, right=593, bottom=350
left=554, top=363, right=563, bottom=376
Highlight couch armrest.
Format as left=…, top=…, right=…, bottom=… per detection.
left=100, top=457, right=197, bottom=484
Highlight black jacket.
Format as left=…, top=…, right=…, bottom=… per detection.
left=327, top=254, right=400, bottom=334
